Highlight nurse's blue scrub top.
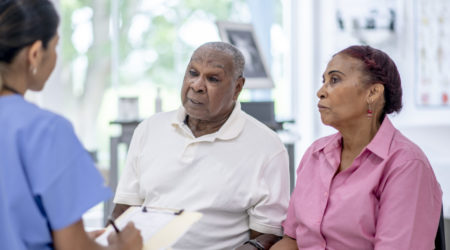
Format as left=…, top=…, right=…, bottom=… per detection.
left=0, top=94, right=112, bottom=249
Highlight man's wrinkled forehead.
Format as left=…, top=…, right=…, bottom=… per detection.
left=189, top=48, right=231, bottom=69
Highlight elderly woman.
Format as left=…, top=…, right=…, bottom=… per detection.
left=271, top=45, right=442, bottom=250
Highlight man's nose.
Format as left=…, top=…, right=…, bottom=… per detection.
left=191, top=77, right=206, bottom=93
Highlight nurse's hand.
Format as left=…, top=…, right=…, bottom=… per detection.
left=87, top=229, right=105, bottom=239
left=53, top=219, right=142, bottom=250
left=107, top=222, right=143, bottom=250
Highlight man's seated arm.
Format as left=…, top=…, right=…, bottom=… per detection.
left=236, top=230, right=282, bottom=250
left=269, top=235, right=298, bottom=250
left=237, top=148, right=290, bottom=250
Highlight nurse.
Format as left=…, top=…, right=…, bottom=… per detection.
left=0, top=0, right=142, bottom=249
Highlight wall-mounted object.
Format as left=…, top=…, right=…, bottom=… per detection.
left=216, top=21, right=274, bottom=89
left=415, top=0, right=450, bottom=107
left=335, top=0, right=397, bottom=46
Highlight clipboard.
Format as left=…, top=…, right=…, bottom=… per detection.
left=96, top=206, right=202, bottom=250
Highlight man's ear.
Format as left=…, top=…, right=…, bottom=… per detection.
left=233, top=77, right=245, bottom=100
left=27, top=40, right=43, bottom=72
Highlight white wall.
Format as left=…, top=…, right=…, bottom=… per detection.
left=392, top=1, right=450, bottom=217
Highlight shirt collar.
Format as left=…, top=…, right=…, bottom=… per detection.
left=171, top=102, right=245, bottom=141
left=315, top=133, right=342, bottom=155
left=365, top=116, right=396, bottom=159
left=313, top=116, right=396, bottom=160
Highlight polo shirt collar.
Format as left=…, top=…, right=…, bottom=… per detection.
left=314, top=116, right=396, bottom=160
left=171, top=102, right=245, bottom=141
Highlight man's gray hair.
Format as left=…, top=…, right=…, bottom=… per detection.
left=196, top=42, right=245, bottom=79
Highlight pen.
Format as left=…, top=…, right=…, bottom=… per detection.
left=108, top=217, right=120, bottom=233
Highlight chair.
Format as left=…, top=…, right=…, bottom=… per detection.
left=241, top=101, right=282, bottom=131
left=435, top=206, right=446, bottom=250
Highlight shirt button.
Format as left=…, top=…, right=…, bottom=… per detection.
left=324, top=192, right=328, bottom=197
left=322, top=243, right=326, bottom=248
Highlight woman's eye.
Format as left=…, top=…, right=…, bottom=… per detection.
left=331, top=77, right=339, bottom=84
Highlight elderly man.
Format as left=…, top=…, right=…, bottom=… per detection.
left=112, top=42, right=289, bottom=249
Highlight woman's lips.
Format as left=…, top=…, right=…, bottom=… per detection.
left=318, top=104, right=328, bottom=110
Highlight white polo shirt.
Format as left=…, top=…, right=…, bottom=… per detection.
left=114, top=102, right=290, bottom=250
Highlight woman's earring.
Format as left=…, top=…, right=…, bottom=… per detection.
left=31, top=67, right=37, bottom=75
left=367, top=103, right=373, bottom=118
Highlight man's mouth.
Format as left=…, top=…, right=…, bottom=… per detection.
left=189, top=98, right=202, bottom=104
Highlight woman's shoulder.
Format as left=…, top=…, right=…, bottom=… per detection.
left=8, top=98, right=73, bottom=135
left=388, top=130, right=431, bottom=166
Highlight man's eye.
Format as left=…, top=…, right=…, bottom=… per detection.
left=208, top=77, right=219, bottom=82
left=189, top=70, right=199, bottom=76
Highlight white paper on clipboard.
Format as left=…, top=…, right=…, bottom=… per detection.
left=96, top=206, right=202, bottom=250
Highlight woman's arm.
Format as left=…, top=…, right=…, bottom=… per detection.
left=269, top=235, right=298, bottom=250
left=374, top=159, right=442, bottom=249
left=52, top=219, right=142, bottom=250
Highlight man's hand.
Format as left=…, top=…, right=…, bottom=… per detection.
left=236, top=230, right=282, bottom=250
left=269, top=235, right=298, bottom=250
left=236, top=244, right=259, bottom=250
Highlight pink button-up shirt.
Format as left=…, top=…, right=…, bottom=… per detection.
left=283, top=117, right=442, bottom=250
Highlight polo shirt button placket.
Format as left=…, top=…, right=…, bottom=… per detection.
left=181, top=142, right=197, bottom=164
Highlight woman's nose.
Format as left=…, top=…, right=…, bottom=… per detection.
left=317, top=85, right=326, bottom=99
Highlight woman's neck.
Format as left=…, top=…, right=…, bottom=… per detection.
left=335, top=117, right=381, bottom=174
left=0, top=84, right=22, bottom=95
left=0, top=78, right=26, bottom=96
left=1, top=51, right=30, bottom=96
left=340, top=118, right=380, bottom=153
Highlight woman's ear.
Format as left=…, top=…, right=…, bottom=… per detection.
left=27, top=40, right=43, bottom=73
left=368, top=83, right=384, bottom=102
left=367, top=83, right=386, bottom=116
